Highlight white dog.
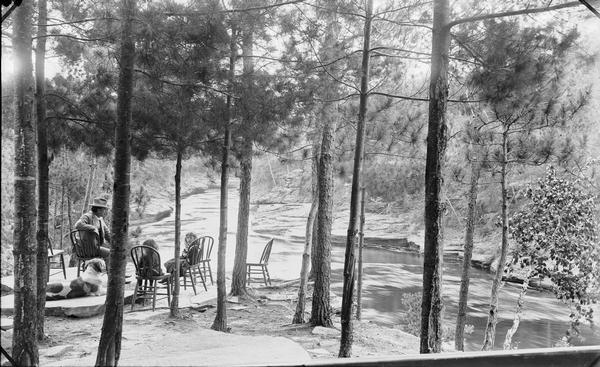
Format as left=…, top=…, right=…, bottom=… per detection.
left=46, top=258, right=108, bottom=301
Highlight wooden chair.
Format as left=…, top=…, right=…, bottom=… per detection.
left=47, top=237, right=67, bottom=279
left=69, top=230, right=101, bottom=277
left=130, top=245, right=171, bottom=311
left=180, top=241, right=207, bottom=294
left=246, top=239, right=274, bottom=286
left=197, top=236, right=214, bottom=285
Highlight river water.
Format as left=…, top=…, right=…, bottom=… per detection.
left=139, top=188, right=600, bottom=351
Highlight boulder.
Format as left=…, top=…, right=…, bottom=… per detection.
left=0, top=284, right=12, bottom=296
left=307, top=348, right=332, bottom=356
left=42, top=345, right=74, bottom=358
left=0, top=318, right=12, bottom=331
left=311, top=326, right=339, bottom=336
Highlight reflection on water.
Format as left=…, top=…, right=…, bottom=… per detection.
left=140, top=189, right=600, bottom=351
left=332, top=247, right=600, bottom=351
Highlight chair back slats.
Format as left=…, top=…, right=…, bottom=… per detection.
left=199, top=236, right=214, bottom=261
left=131, top=245, right=163, bottom=279
left=47, top=237, right=55, bottom=255
left=186, top=241, right=204, bottom=267
left=71, top=230, right=100, bottom=258
left=260, top=239, right=274, bottom=265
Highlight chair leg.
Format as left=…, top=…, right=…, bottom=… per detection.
left=77, top=259, right=82, bottom=277
left=261, top=266, right=268, bottom=286
left=246, top=265, right=251, bottom=285
left=167, top=278, right=171, bottom=305
left=60, top=254, right=67, bottom=279
left=265, top=266, right=271, bottom=286
left=131, top=280, right=139, bottom=311
left=188, top=268, right=197, bottom=295
left=152, top=280, right=157, bottom=312
left=205, top=262, right=213, bottom=285
left=197, top=266, right=207, bottom=291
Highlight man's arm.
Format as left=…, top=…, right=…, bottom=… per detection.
left=75, top=213, right=97, bottom=233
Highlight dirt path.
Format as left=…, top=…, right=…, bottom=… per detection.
left=28, top=284, right=419, bottom=366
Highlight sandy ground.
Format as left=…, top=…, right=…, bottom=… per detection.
left=1, top=283, right=419, bottom=366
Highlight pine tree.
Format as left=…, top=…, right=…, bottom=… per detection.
left=95, top=0, right=135, bottom=364
left=11, top=0, right=39, bottom=364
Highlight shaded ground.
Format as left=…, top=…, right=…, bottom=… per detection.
left=2, top=283, right=419, bottom=366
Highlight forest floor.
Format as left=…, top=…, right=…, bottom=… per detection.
left=2, top=281, right=420, bottom=366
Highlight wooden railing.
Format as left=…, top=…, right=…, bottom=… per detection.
left=270, top=346, right=600, bottom=367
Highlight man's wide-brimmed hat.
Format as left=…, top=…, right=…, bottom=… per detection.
left=91, top=197, right=109, bottom=209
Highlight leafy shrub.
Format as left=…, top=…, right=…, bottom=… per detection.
left=400, top=292, right=455, bottom=342
left=400, top=292, right=422, bottom=336
left=509, top=167, right=599, bottom=304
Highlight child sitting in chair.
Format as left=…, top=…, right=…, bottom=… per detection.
left=164, top=232, right=198, bottom=276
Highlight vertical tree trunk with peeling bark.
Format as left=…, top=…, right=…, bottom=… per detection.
left=503, top=268, right=532, bottom=350
left=310, top=111, right=335, bottom=328
left=455, top=159, right=481, bottom=351
left=482, top=126, right=510, bottom=351
left=339, top=0, right=373, bottom=356
left=35, top=0, right=50, bottom=342
left=356, top=187, right=366, bottom=320
left=231, top=27, right=255, bottom=297
left=212, top=23, right=236, bottom=332
left=421, top=0, right=450, bottom=354
left=12, top=0, right=39, bottom=364
left=293, top=144, right=319, bottom=324
left=95, top=0, right=135, bottom=364
left=231, top=139, right=252, bottom=296
left=170, top=151, right=183, bottom=317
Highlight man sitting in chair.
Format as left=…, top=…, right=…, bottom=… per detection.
left=75, top=196, right=111, bottom=268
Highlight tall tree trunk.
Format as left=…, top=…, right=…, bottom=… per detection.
left=231, top=140, right=252, bottom=296
left=35, top=0, right=49, bottom=342
left=95, top=0, right=135, bottom=364
left=230, top=26, right=255, bottom=297
left=82, top=161, right=96, bottom=215
left=59, top=184, right=65, bottom=249
left=67, top=196, right=73, bottom=232
left=212, top=22, right=237, bottom=332
left=421, top=0, right=450, bottom=354
left=339, top=0, right=372, bottom=357
left=455, top=159, right=481, bottom=351
left=503, top=268, right=532, bottom=350
left=356, top=187, right=366, bottom=320
left=309, top=205, right=319, bottom=281
left=310, top=110, right=336, bottom=328
left=12, top=0, right=39, bottom=364
left=293, top=145, right=319, bottom=324
left=310, top=3, right=340, bottom=329
left=170, top=151, right=183, bottom=317
left=482, top=126, right=510, bottom=351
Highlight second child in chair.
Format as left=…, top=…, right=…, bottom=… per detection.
left=139, top=239, right=163, bottom=279
left=164, top=232, right=198, bottom=277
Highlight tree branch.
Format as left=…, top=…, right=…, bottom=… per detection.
left=578, top=0, right=600, bottom=18
left=165, top=0, right=307, bottom=16
left=448, top=1, right=583, bottom=28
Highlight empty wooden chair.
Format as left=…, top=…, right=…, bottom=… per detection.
left=246, top=239, right=274, bottom=286
left=47, top=237, right=67, bottom=279
left=197, top=236, right=214, bottom=285
left=130, top=245, right=171, bottom=311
